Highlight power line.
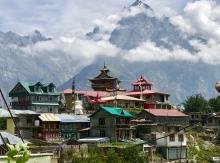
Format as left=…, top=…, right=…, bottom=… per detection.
left=0, top=88, right=24, bottom=143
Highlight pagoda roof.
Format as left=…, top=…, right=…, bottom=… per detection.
left=131, top=76, right=152, bottom=86
left=90, top=65, right=117, bottom=81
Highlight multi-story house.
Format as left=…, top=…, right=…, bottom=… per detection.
left=37, top=113, right=61, bottom=143
left=56, top=114, right=90, bottom=140
left=156, top=127, right=187, bottom=160
left=13, top=110, right=40, bottom=140
left=9, top=82, right=60, bottom=113
left=138, top=109, right=189, bottom=126
left=90, top=106, right=135, bottom=141
left=126, top=76, right=171, bottom=109
left=136, top=109, right=188, bottom=160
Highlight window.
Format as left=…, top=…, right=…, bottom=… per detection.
left=36, top=96, right=40, bottom=102
left=99, top=118, right=105, bottom=125
left=169, top=134, right=175, bottom=142
left=0, top=119, right=6, bottom=130
left=100, top=130, right=105, bottom=137
left=49, top=96, right=53, bottom=102
left=49, top=107, right=53, bottom=112
left=35, top=86, right=40, bottom=92
left=178, top=134, right=184, bottom=142
left=48, top=87, right=54, bottom=92
left=208, top=118, right=213, bottom=123
left=26, top=118, right=32, bottom=124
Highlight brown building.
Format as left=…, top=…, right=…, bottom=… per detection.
left=138, top=109, right=189, bottom=126
left=89, top=106, right=135, bottom=141
left=89, top=65, right=118, bottom=91
left=62, top=89, right=110, bottom=110
left=37, top=113, right=61, bottom=143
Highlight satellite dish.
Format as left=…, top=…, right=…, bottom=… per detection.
left=215, top=81, right=220, bottom=93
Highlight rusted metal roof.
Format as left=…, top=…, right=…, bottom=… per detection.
left=39, top=113, right=60, bottom=122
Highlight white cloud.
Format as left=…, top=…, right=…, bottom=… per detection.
left=122, top=41, right=198, bottom=62
left=22, top=37, right=120, bottom=62
left=4, top=0, right=220, bottom=67
left=191, top=39, right=220, bottom=64
left=171, top=0, right=220, bottom=41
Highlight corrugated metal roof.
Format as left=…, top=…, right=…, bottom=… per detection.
left=0, top=108, right=17, bottom=118
left=56, top=114, right=90, bottom=123
left=101, top=95, right=145, bottom=102
left=0, top=132, right=29, bottom=145
left=39, top=113, right=60, bottom=121
left=10, top=82, right=60, bottom=96
left=126, top=89, right=169, bottom=96
left=12, top=109, right=40, bottom=115
left=90, top=107, right=134, bottom=118
left=62, top=89, right=110, bottom=97
left=145, top=109, right=188, bottom=117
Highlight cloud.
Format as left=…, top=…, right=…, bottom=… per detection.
left=122, top=41, right=198, bottom=62
left=4, top=0, right=220, bottom=67
left=22, top=37, right=120, bottom=63
left=18, top=0, right=220, bottom=66
left=171, top=0, right=220, bottom=41
left=0, top=0, right=190, bottom=37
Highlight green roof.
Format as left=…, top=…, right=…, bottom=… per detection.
left=9, top=81, right=60, bottom=96
left=102, top=107, right=134, bottom=118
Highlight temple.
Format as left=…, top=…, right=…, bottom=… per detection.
left=126, top=76, right=171, bottom=109
left=89, top=65, right=118, bottom=91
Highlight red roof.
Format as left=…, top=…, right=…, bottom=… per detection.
left=90, top=94, right=107, bottom=104
left=126, top=89, right=169, bottom=96
left=145, top=109, right=188, bottom=117
left=62, top=89, right=110, bottom=97
left=132, top=76, right=152, bottom=86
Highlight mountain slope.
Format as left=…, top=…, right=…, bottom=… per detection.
left=60, top=0, right=219, bottom=103
left=0, top=31, right=79, bottom=99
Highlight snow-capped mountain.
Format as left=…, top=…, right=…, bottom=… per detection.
left=1, top=0, right=220, bottom=104
left=0, top=31, right=81, bottom=100
left=60, top=0, right=220, bottom=103
left=0, top=30, right=51, bottom=47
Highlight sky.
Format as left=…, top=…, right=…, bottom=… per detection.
left=0, top=0, right=190, bottom=37
left=2, top=0, right=220, bottom=65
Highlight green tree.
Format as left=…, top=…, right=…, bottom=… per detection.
left=120, top=146, right=147, bottom=163
left=183, top=94, right=208, bottom=113
left=209, top=96, right=220, bottom=112
left=106, top=148, right=122, bottom=163
left=88, top=148, right=106, bottom=163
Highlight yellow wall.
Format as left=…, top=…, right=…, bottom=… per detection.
left=6, top=118, right=15, bottom=134
left=64, top=94, right=73, bottom=110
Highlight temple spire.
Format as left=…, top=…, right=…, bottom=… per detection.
left=101, top=63, right=109, bottom=74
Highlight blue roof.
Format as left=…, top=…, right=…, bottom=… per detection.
left=56, top=114, right=90, bottom=123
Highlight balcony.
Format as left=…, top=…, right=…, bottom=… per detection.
left=12, top=101, right=31, bottom=106
left=116, top=124, right=134, bottom=129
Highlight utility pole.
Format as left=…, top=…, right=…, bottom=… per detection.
left=72, top=78, right=76, bottom=114
left=0, top=88, right=24, bottom=142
